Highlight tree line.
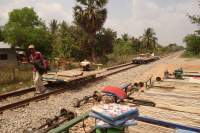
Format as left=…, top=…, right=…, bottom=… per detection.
left=184, top=1, right=200, bottom=57
left=0, top=0, right=184, bottom=63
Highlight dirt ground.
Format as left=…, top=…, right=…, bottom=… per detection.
left=138, top=52, right=200, bottom=80
left=129, top=52, right=200, bottom=132
left=1, top=51, right=200, bottom=133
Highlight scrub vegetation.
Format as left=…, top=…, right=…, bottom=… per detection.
left=183, top=1, right=200, bottom=57
left=0, top=0, right=186, bottom=92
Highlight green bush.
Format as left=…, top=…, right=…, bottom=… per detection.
left=184, top=34, right=200, bottom=55
left=113, top=40, right=134, bottom=56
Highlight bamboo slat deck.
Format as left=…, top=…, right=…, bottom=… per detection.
left=129, top=121, right=174, bottom=133
left=164, top=77, right=200, bottom=84
left=42, top=69, right=106, bottom=82
left=47, top=79, right=200, bottom=133
left=183, top=72, right=200, bottom=77
left=128, top=80, right=200, bottom=132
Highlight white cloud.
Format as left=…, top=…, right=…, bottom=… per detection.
left=35, top=2, right=73, bottom=24
left=0, top=0, right=73, bottom=25
left=0, top=0, right=199, bottom=45
left=105, top=0, right=199, bottom=45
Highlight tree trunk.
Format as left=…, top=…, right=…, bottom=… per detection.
left=90, top=33, right=97, bottom=62
left=91, top=46, right=96, bottom=62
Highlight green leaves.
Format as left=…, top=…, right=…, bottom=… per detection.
left=8, top=7, right=39, bottom=27
left=49, top=19, right=59, bottom=35
left=3, top=7, right=52, bottom=57
left=184, top=34, right=200, bottom=55
left=74, top=0, right=108, bottom=61
left=140, top=28, right=158, bottom=52
left=96, top=0, right=108, bottom=8
left=189, top=15, right=200, bottom=26
left=0, top=26, right=3, bottom=41
left=184, top=1, right=200, bottom=56
left=113, top=40, right=133, bottom=56
left=95, top=28, right=117, bottom=56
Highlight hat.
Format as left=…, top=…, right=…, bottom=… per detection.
left=28, top=45, right=35, bottom=49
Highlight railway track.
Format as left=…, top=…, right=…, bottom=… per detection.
left=0, top=62, right=135, bottom=101
left=0, top=62, right=140, bottom=113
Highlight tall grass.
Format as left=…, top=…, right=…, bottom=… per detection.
left=0, top=64, right=32, bottom=84
left=104, top=54, right=135, bottom=67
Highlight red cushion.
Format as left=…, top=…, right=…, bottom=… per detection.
left=193, top=77, right=200, bottom=79
left=102, top=86, right=127, bottom=100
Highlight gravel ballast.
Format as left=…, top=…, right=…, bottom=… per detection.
left=1, top=52, right=196, bottom=133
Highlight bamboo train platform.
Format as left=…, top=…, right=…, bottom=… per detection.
left=48, top=79, right=200, bottom=133
left=42, top=68, right=106, bottom=82
left=128, top=80, right=200, bottom=132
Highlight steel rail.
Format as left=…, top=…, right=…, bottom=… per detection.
left=0, top=77, right=104, bottom=113
left=106, top=62, right=133, bottom=70
left=103, top=64, right=139, bottom=77
left=0, top=62, right=135, bottom=100
left=0, top=64, right=139, bottom=113
left=0, top=87, right=35, bottom=100
left=0, top=83, right=61, bottom=100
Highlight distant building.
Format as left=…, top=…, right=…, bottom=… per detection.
left=0, top=42, right=18, bottom=67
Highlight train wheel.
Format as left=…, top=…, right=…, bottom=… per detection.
left=156, top=77, right=162, bottom=81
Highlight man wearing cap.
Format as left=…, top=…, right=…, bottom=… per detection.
left=28, top=45, right=46, bottom=94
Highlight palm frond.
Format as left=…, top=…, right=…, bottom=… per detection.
left=73, top=0, right=108, bottom=48
left=96, top=0, right=108, bottom=7
left=76, top=0, right=88, bottom=6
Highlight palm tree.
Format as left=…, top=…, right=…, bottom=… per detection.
left=132, top=37, right=142, bottom=52
left=121, top=33, right=129, bottom=41
left=96, top=28, right=117, bottom=56
left=74, top=0, right=107, bottom=61
left=49, top=19, right=59, bottom=35
left=188, top=1, right=200, bottom=34
left=141, top=28, right=158, bottom=51
left=59, top=21, right=70, bottom=35
left=152, top=36, right=158, bottom=50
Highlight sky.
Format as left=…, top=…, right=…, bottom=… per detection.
left=0, top=0, right=199, bottom=46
